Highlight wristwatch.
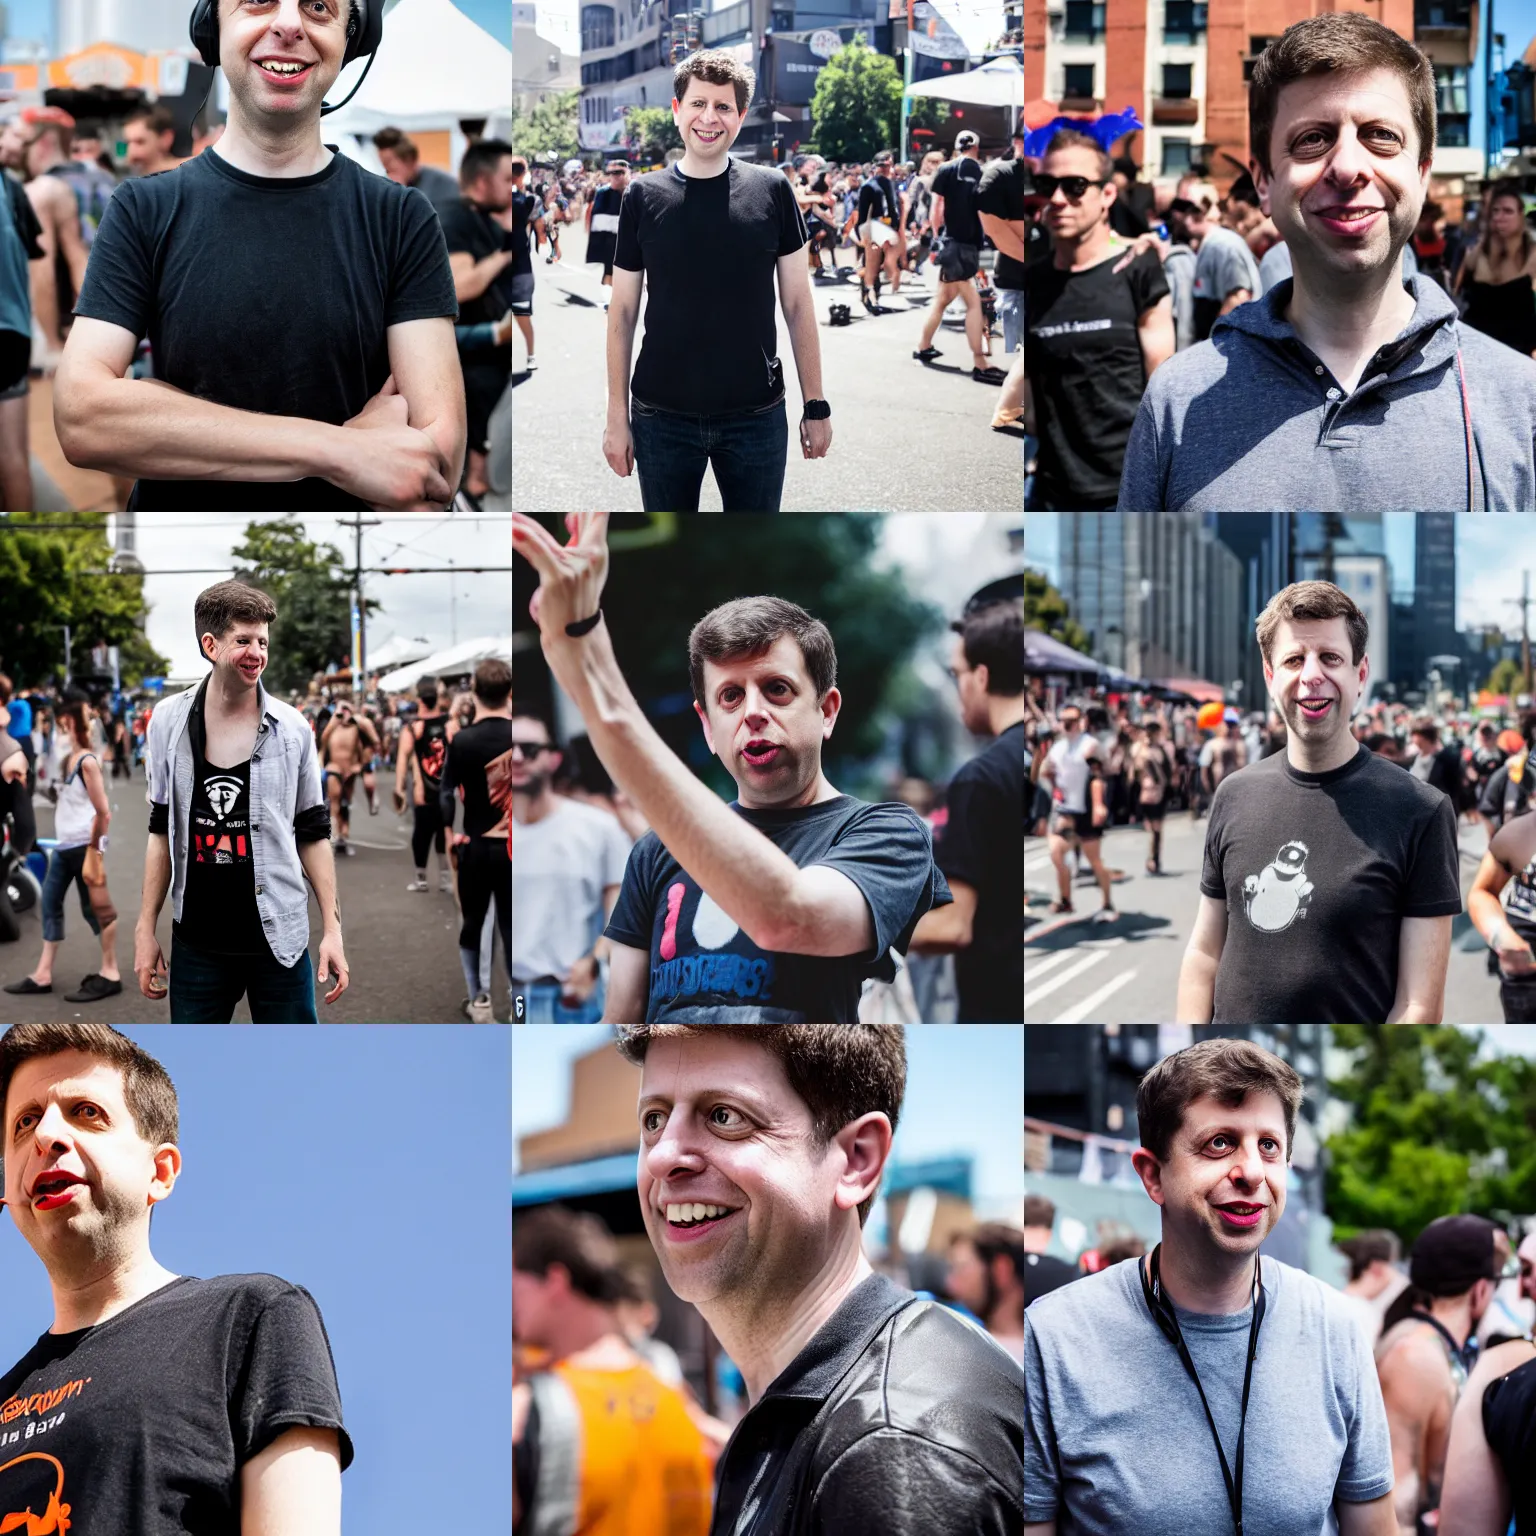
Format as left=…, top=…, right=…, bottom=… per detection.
left=803, top=399, right=831, bottom=420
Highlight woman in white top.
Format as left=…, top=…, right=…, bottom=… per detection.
left=2, top=697, right=121, bottom=1001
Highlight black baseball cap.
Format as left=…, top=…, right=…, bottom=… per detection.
left=1409, top=1215, right=1502, bottom=1294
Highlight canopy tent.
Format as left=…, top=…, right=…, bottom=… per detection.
left=377, top=634, right=511, bottom=694
left=906, top=55, right=1023, bottom=109
left=1156, top=675, right=1226, bottom=703
left=1025, top=629, right=1105, bottom=678
left=367, top=634, right=438, bottom=672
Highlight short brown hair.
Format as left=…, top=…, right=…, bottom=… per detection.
left=1043, top=127, right=1112, bottom=183
left=372, top=126, right=419, bottom=160
left=194, top=580, right=276, bottom=663
left=1337, top=1228, right=1400, bottom=1281
left=512, top=1204, right=625, bottom=1303
left=952, top=601, right=1024, bottom=696
left=124, top=103, right=176, bottom=138
left=0, top=1024, right=179, bottom=1154
left=1135, top=1037, right=1304, bottom=1164
left=614, top=1025, right=906, bottom=1225
left=673, top=49, right=757, bottom=115
left=1024, top=1194, right=1056, bottom=1230
left=1249, top=14, right=1435, bottom=178
left=955, top=1221, right=1026, bottom=1285
left=688, top=596, right=837, bottom=710
left=472, top=656, right=512, bottom=707
left=1254, top=580, right=1368, bottom=667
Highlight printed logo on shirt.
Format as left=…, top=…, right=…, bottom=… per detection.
left=1242, top=840, right=1314, bottom=932
left=205, top=775, right=241, bottom=821
left=1031, top=318, right=1113, bottom=338
left=653, top=879, right=776, bottom=1008
left=0, top=1450, right=70, bottom=1536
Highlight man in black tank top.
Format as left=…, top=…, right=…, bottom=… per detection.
left=393, top=676, right=455, bottom=894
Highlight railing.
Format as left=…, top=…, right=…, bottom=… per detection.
left=1025, top=1117, right=1143, bottom=1186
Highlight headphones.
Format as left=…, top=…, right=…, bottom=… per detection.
left=188, top=0, right=384, bottom=115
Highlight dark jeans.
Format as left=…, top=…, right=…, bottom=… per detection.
left=1501, top=972, right=1536, bottom=1022
left=412, top=800, right=446, bottom=866
left=630, top=398, right=787, bottom=511
left=457, top=835, right=510, bottom=963
left=41, top=844, right=100, bottom=943
left=169, top=932, right=317, bottom=1023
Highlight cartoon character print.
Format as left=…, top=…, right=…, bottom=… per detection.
left=1, top=1451, right=71, bottom=1534
left=1242, top=840, right=1314, bottom=932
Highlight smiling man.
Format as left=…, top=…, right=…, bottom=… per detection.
left=512, top=512, right=950, bottom=1023
left=0, top=1022, right=351, bottom=1534
left=621, top=1023, right=1024, bottom=1534
left=52, top=0, right=465, bottom=511
left=1176, top=580, right=1460, bottom=1024
left=1118, top=12, right=1536, bottom=511
left=1024, top=1037, right=1396, bottom=1536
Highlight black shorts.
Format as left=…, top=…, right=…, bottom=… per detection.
left=937, top=239, right=981, bottom=283
left=1138, top=797, right=1168, bottom=821
left=510, top=269, right=534, bottom=317
left=1048, top=809, right=1100, bottom=843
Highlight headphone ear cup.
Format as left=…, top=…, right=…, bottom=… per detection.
left=189, top=0, right=220, bottom=70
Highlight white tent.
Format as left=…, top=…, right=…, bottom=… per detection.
left=905, top=55, right=1023, bottom=109
left=368, top=634, right=438, bottom=672
left=377, top=634, right=512, bottom=694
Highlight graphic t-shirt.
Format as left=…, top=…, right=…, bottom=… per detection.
left=976, top=157, right=1027, bottom=289
left=1200, top=743, right=1462, bottom=1022
left=410, top=714, right=451, bottom=794
left=0, top=1274, right=353, bottom=1536
left=604, top=796, right=951, bottom=1022
left=613, top=161, right=806, bottom=416
left=935, top=722, right=1025, bottom=1022
left=72, top=145, right=459, bottom=511
left=930, top=157, right=985, bottom=246
left=175, top=748, right=269, bottom=957
left=1025, top=249, right=1170, bottom=506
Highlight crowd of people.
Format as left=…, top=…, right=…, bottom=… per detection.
left=1024, top=10, right=1536, bottom=512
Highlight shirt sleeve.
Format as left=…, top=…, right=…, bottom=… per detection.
left=1117, top=389, right=1166, bottom=510
left=71, top=180, right=154, bottom=336
left=777, top=174, right=808, bottom=255
left=7, top=177, right=42, bottom=261
left=1199, top=779, right=1228, bottom=900
left=1131, top=248, right=1171, bottom=313
left=439, top=736, right=462, bottom=831
left=613, top=182, right=644, bottom=272
left=1333, top=1301, right=1396, bottom=1501
left=146, top=701, right=172, bottom=815
left=603, top=837, right=657, bottom=950
left=974, top=163, right=1008, bottom=222
left=1023, top=1316, right=1061, bottom=1522
left=935, top=764, right=1000, bottom=891
left=386, top=184, right=460, bottom=325
left=1401, top=791, right=1464, bottom=916
left=1479, top=764, right=1510, bottom=820
left=232, top=1283, right=354, bottom=1472
left=931, top=164, right=953, bottom=204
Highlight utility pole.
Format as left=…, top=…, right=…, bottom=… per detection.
left=1507, top=570, right=1531, bottom=696
left=336, top=516, right=381, bottom=700
left=449, top=557, right=456, bottom=647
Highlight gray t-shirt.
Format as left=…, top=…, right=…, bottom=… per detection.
left=1025, top=1254, right=1393, bottom=1535
left=1193, top=226, right=1261, bottom=338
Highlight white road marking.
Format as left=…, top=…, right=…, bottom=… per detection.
left=1025, top=939, right=1125, bottom=1007
left=1024, top=948, right=1078, bottom=981
left=1049, top=969, right=1139, bottom=1024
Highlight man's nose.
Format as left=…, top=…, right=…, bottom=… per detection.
left=33, top=1103, right=74, bottom=1147
left=1323, top=127, right=1374, bottom=184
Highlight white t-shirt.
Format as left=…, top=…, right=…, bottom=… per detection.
left=512, top=795, right=634, bottom=982
left=1045, top=733, right=1096, bottom=813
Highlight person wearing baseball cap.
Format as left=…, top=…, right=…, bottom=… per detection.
left=1377, top=1215, right=1510, bottom=1534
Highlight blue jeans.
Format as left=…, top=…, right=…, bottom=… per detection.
left=169, top=932, right=318, bottom=1023
left=517, top=979, right=604, bottom=1023
left=630, top=398, right=788, bottom=511
left=41, top=844, right=100, bottom=943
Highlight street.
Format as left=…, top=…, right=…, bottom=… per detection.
left=1025, top=809, right=1504, bottom=1025
left=1, top=772, right=510, bottom=1023
left=510, top=252, right=1025, bottom=511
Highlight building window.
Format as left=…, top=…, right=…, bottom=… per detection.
left=1243, top=35, right=1278, bottom=83
left=581, top=4, right=615, bottom=51
left=1062, top=63, right=1095, bottom=101
left=1163, top=1, right=1206, bottom=44
left=1415, top=2, right=1472, bottom=28
left=1161, top=62, right=1192, bottom=99
left=1161, top=136, right=1193, bottom=175
left=1436, top=64, right=1470, bottom=147
left=1063, top=2, right=1104, bottom=43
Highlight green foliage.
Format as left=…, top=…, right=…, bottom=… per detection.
left=1488, top=656, right=1530, bottom=697
left=1324, top=1025, right=1536, bottom=1246
left=229, top=519, right=379, bottom=696
left=1024, top=569, right=1090, bottom=655
left=509, top=89, right=581, bottom=165
left=905, top=96, right=951, bottom=145
left=810, top=36, right=904, bottom=163
left=623, top=106, right=682, bottom=162
left=0, top=513, right=169, bottom=687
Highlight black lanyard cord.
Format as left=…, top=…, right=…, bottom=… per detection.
left=1140, top=1244, right=1265, bottom=1536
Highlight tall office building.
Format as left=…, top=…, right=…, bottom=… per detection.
left=1412, top=513, right=1459, bottom=693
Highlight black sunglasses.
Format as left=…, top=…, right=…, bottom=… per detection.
left=1035, top=173, right=1107, bottom=201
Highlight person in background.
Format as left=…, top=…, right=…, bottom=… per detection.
left=371, top=125, right=464, bottom=220
left=1334, top=1228, right=1404, bottom=1357
left=122, top=104, right=183, bottom=178
left=946, top=1223, right=1025, bottom=1366
left=1023, top=1193, right=1079, bottom=1306
left=69, top=120, right=119, bottom=178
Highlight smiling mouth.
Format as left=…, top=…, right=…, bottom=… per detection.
left=695, top=129, right=724, bottom=142
left=257, top=60, right=315, bottom=80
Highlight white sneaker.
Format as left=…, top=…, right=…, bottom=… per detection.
left=467, top=993, right=494, bottom=1023
left=1092, top=907, right=1118, bottom=925
left=405, top=877, right=428, bottom=893
left=439, top=870, right=453, bottom=893
left=525, top=356, right=539, bottom=372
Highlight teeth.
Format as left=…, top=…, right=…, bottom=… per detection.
left=260, top=61, right=308, bottom=74
left=666, top=1202, right=731, bottom=1223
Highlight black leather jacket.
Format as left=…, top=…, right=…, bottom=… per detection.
left=710, top=1272, right=1024, bottom=1535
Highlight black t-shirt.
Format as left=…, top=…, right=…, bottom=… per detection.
left=439, top=196, right=515, bottom=321
left=976, top=157, right=1026, bottom=289
left=856, top=175, right=898, bottom=226
left=614, top=161, right=806, bottom=416
left=177, top=746, right=270, bottom=958
left=72, top=146, right=459, bottom=511
left=1199, top=743, right=1462, bottom=1023
left=0, top=1274, right=353, bottom=1536
left=930, top=157, right=984, bottom=246
left=1483, top=1354, right=1536, bottom=1533
left=1024, top=249, right=1170, bottom=506
left=509, top=188, right=535, bottom=273
left=440, top=716, right=511, bottom=839
left=604, top=795, right=951, bottom=1022
left=1480, top=755, right=1532, bottom=828
left=1024, top=1252, right=1081, bottom=1306
left=935, top=722, right=1025, bottom=1022
left=410, top=714, right=450, bottom=792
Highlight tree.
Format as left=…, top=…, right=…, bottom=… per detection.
left=1488, top=656, right=1530, bottom=697
left=810, top=36, right=904, bottom=163
left=229, top=519, right=379, bottom=696
left=905, top=96, right=951, bottom=147
left=509, top=89, right=581, bottom=165
left=623, top=106, right=682, bottom=162
left=0, top=512, right=169, bottom=688
left=1024, top=569, right=1089, bottom=655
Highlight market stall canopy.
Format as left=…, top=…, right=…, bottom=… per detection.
left=367, top=635, right=438, bottom=672
left=906, top=55, right=1023, bottom=108
left=1157, top=676, right=1226, bottom=703
left=1025, top=628, right=1104, bottom=677
left=377, top=635, right=512, bottom=694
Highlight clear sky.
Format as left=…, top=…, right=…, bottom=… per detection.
left=512, top=1025, right=1025, bottom=1231
left=0, top=1024, right=511, bottom=1535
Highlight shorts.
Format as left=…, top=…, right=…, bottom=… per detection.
left=1500, top=972, right=1536, bottom=1023
left=861, top=220, right=898, bottom=249
left=1049, top=808, right=1100, bottom=843
left=998, top=288, right=1022, bottom=353
left=936, top=239, right=981, bottom=283
left=1138, top=796, right=1168, bottom=821
left=510, top=269, right=534, bottom=317
left=0, top=328, right=29, bottom=397
left=586, top=230, right=617, bottom=275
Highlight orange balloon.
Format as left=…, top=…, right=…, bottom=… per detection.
left=1197, top=701, right=1225, bottom=731
left=1498, top=730, right=1525, bottom=755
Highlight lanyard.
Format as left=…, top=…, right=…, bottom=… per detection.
left=1140, top=1244, right=1265, bottom=1536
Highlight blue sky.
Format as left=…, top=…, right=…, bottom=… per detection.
left=512, top=1026, right=1025, bottom=1232
left=0, top=1025, right=511, bottom=1535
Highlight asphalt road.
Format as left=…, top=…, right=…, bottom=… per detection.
left=1025, top=808, right=1503, bottom=1025
left=0, top=771, right=510, bottom=1023
left=509, top=252, right=1025, bottom=512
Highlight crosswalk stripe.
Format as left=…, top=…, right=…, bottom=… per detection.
left=1024, top=940, right=1124, bottom=1007
left=1024, top=948, right=1078, bottom=981
left=1049, top=969, right=1139, bottom=1024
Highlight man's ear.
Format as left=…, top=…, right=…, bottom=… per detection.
left=1250, top=157, right=1273, bottom=218
left=693, top=699, right=716, bottom=757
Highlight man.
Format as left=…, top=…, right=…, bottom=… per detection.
left=371, top=124, right=462, bottom=219
left=319, top=698, right=379, bottom=857
left=1478, top=712, right=1534, bottom=832
left=513, top=512, right=950, bottom=1023
left=1465, top=779, right=1536, bottom=1022
left=441, top=139, right=515, bottom=505
left=54, top=0, right=465, bottom=511
left=122, top=103, right=182, bottom=178
left=0, top=151, right=40, bottom=511
left=512, top=1205, right=713, bottom=1535
left=1376, top=1216, right=1510, bottom=1536
left=1107, top=155, right=1151, bottom=238
left=1199, top=707, right=1249, bottom=801
left=0, top=1022, right=351, bottom=1529
left=855, top=150, right=903, bottom=312
left=1438, top=1320, right=1536, bottom=1535
left=1406, top=716, right=1463, bottom=805
left=135, top=580, right=349, bottom=1023
left=1335, top=1229, right=1406, bottom=1356
left=393, top=674, right=456, bottom=894
left=1161, top=199, right=1200, bottom=350
left=619, top=1023, right=1024, bottom=1532
left=982, top=117, right=1029, bottom=433
left=908, top=600, right=1025, bottom=1021
left=1023, top=129, right=1174, bottom=510
left=948, top=1223, right=1026, bottom=1366
left=1120, top=13, right=1536, bottom=511
left=510, top=708, right=632, bottom=1025
left=1037, top=702, right=1116, bottom=923
left=1183, top=197, right=1262, bottom=339
left=912, top=131, right=1004, bottom=381
left=1126, top=716, right=1175, bottom=873
left=1022, top=1194, right=1080, bottom=1306
left=1024, top=1037, right=1396, bottom=1536
left=584, top=159, right=628, bottom=302
left=605, top=50, right=831, bottom=513
left=1177, top=580, right=1460, bottom=1024
left=441, top=657, right=512, bottom=1023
